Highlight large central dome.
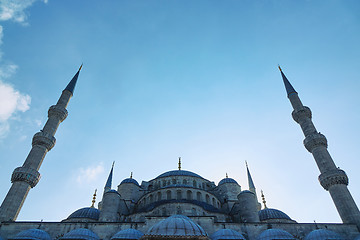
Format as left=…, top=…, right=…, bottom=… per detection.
left=155, top=170, right=204, bottom=179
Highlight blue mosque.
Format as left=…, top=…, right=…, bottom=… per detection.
left=0, top=66, right=360, bottom=240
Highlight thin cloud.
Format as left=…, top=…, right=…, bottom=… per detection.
left=76, top=163, right=105, bottom=185
left=0, top=0, right=47, bottom=24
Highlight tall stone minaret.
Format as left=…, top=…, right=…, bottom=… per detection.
left=0, top=66, right=82, bottom=222
left=279, top=66, right=360, bottom=227
left=246, top=161, right=261, bottom=210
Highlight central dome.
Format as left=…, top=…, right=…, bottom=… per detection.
left=155, top=170, right=203, bottom=179
left=146, top=215, right=207, bottom=237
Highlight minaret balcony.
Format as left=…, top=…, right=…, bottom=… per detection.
left=319, top=169, right=349, bottom=190
left=11, top=167, right=41, bottom=188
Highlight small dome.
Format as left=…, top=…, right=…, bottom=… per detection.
left=305, top=229, right=343, bottom=240
left=211, top=229, right=245, bottom=240
left=111, top=229, right=144, bottom=240
left=12, top=229, right=51, bottom=240
left=257, top=229, right=295, bottom=240
left=61, top=228, right=99, bottom=240
left=258, top=208, right=292, bottom=221
left=67, top=207, right=100, bottom=220
left=146, top=215, right=207, bottom=237
left=218, top=178, right=238, bottom=185
left=107, top=189, right=121, bottom=194
left=156, top=170, right=203, bottom=179
left=120, top=178, right=139, bottom=186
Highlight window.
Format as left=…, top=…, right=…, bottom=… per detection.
left=197, top=192, right=202, bottom=201
left=157, top=192, right=162, bottom=201
left=183, top=179, right=188, bottom=185
left=187, top=190, right=193, bottom=200
left=177, top=190, right=182, bottom=200
left=206, top=194, right=210, bottom=204
left=167, top=190, right=172, bottom=200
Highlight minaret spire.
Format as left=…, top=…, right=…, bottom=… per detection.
left=178, top=157, right=181, bottom=170
left=246, top=161, right=256, bottom=194
left=91, top=189, right=97, bottom=208
left=0, top=66, right=82, bottom=222
left=280, top=67, right=360, bottom=228
left=104, top=162, right=115, bottom=192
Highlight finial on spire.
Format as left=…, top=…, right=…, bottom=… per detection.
left=64, top=64, right=83, bottom=95
left=246, top=161, right=256, bottom=192
left=79, top=63, right=83, bottom=71
left=91, top=189, right=97, bottom=208
left=130, top=172, right=133, bottom=179
left=278, top=66, right=297, bottom=97
left=178, top=157, right=181, bottom=170
left=245, top=160, right=248, bottom=168
left=261, top=190, right=267, bottom=209
left=226, top=173, right=228, bottom=178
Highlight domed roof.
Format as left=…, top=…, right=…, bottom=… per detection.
left=12, top=229, right=51, bottom=240
left=258, top=208, right=292, bottom=221
left=218, top=178, right=238, bottom=185
left=67, top=207, right=100, bottom=220
left=61, top=228, right=99, bottom=240
left=156, top=170, right=203, bottom=179
left=120, top=178, right=139, bottom=186
left=146, top=215, right=207, bottom=237
left=211, top=229, right=245, bottom=240
left=305, top=229, right=343, bottom=240
left=111, top=229, right=144, bottom=240
left=239, top=190, right=254, bottom=195
left=257, top=229, right=295, bottom=240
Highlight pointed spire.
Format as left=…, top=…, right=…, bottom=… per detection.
left=64, top=64, right=82, bottom=95
left=104, top=161, right=114, bottom=191
left=246, top=161, right=256, bottom=193
left=178, top=157, right=181, bottom=170
left=91, top=189, right=97, bottom=208
left=278, top=65, right=297, bottom=97
left=261, top=190, right=267, bottom=209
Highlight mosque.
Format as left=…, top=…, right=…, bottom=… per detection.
left=0, top=66, right=360, bottom=240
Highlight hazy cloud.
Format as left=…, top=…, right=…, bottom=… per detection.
left=0, top=0, right=47, bottom=24
left=76, top=163, right=105, bottom=185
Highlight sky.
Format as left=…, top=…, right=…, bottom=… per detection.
left=0, top=0, right=360, bottom=224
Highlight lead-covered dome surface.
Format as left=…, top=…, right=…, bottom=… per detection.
left=67, top=207, right=100, bottom=220
left=146, top=215, right=207, bottom=237
left=305, top=229, right=343, bottom=240
left=218, top=178, right=238, bottom=185
left=211, top=229, right=245, bottom=240
left=12, top=229, right=51, bottom=240
left=257, top=229, right=295, bottom=240
left=258, top=208, right=292, bottom=221
left=156, top=170, right=203, bottom=179
left=111, top=229, right=144, bottom=240
left=60, top=228, right=99, bottom=240
left=120, top=178, right=139, bottom=186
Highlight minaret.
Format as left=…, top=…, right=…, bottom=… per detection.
left=0, top=66, right=82, bottom=222
left=246, top=161, right=256, bottom=195
left=279, top=66, right=360, bottom=227
left=104, top=162, right=115, bottom=193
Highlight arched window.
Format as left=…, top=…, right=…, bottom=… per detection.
left=176, top=206, right=182, bottom=214
left=197, top=192, right=202, bottom=201
left=157, top=191, right=162, bottom=201
left=187, top=190, right=193, bottom=200
left=193, top=180, right=197, bottom=187
left=212, top=197, right=215, bottom=206
left=177, top=190, right=182, bottom=200
left=206, top=194, right=210, bottom=204
left=162, top=180, right=166, bottom=187
left=172, top=179, right=177, bottom=184
left=167, top=190, right=172, bottom=200
left=217, top=202, right=220, bottom=208
left=183, top=179, right=188, bottom=185
left=149, top=194, right=153, bottom=203
left=167, top=180, right=170, bottom=185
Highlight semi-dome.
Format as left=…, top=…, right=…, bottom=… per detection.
left=156, top=170, right=203, bottom=179
left=120, top=178, right=139, bottom=186
left=211, top=229, right=245, bottom=240
left=257, top=229, right=295, bottom=240
left=111, top=229, right=144, bottom=240
left=11, top=229, right=51, bottom=240
left=146, top=215, right=207, bottom=237
left=305, top=229, right=343, bottom=240
left=218, top=178, right=238, bottom=185
left=258, top=208, right=292, bottom=221
left=67, top=207, right=100, bottom=220
left=60, top=228, right=99, bottom=240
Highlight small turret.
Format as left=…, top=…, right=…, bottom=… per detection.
left=237, top=190, right=260, bottom=223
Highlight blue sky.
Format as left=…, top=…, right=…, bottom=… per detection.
left=0, top=0, right=360, bottom=223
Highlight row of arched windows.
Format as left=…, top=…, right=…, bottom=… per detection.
left=139, top=189, right=220, bottom=208
left=148, top=178, right=212, bottom=191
